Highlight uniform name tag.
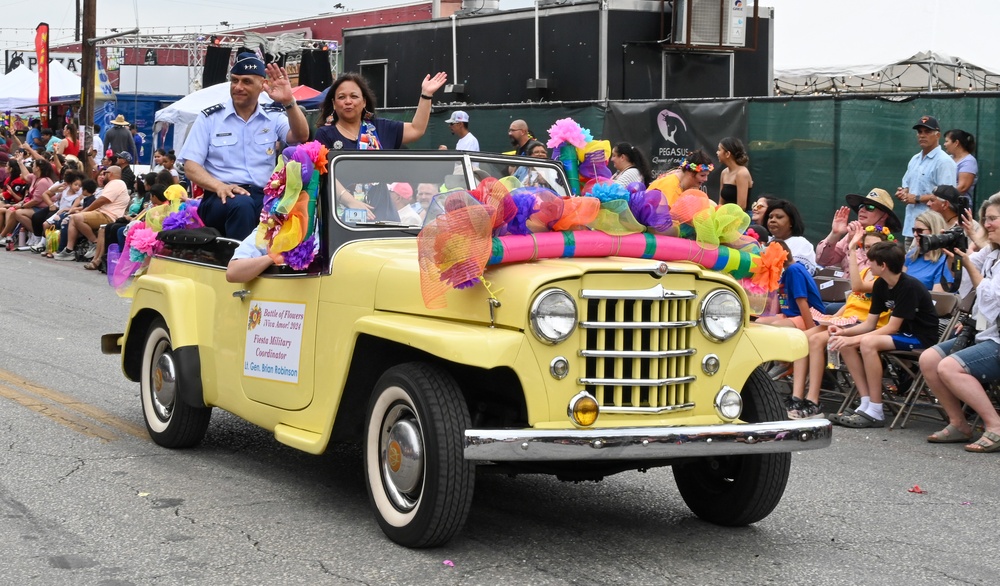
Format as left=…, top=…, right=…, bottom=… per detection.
left=216, top=132, right=232, bottom=137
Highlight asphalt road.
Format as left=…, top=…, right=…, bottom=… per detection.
left=1, top=251, right=998, bottom=585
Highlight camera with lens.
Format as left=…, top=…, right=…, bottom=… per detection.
left=951, top=313, right=978, bottom=352
left=918, top=225, right=969, bottom=255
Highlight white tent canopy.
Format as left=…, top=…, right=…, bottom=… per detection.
left=763, top=0, right=1000, bottom=93
left=153, top=81, right=269, bottom=154
left=0, top=63, right=81, bottom=111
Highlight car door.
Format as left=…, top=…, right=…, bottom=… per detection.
left=229, top=273, right=321, bottom=411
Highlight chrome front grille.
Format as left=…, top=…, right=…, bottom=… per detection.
left=579, top=285, right=697, bottom=412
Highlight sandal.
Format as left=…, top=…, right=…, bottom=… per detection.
left=965, top=431, right=1000, bottom=453
left=84, top=260, right=100, bottom=270
left=838, top=411, right=885, bottom=428
left=927, top=424, right=973, bottom=444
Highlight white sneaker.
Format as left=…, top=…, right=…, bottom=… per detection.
left=0, top=237, right=8, bottom=245
left=53, top=248, right=76, bottom=261
left=27, top=235, right=43, bottom=247
left=83, top=243, right=96, bottom=260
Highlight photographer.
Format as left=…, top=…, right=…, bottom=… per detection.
left=929, top=184, right=987, bottom=296
left=919, top=191, right=1000, bottom=452
left=905, top=210, right=953, bottom=291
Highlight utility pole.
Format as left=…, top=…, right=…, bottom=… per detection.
left=80, top=0, right=96, bottom=176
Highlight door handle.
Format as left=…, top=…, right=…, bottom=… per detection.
left=232, top=289, right=250, bottom=300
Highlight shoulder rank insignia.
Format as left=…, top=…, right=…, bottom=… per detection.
left=262, top=102, right=285, bottom=113
left=201, top=103, right=224, bottom=116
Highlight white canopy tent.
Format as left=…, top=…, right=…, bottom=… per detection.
left=762, top=0, right=1000, bottom=94
left=153, top=81, right=270, bottom=154
left=0, top=62, right=82, bottom=111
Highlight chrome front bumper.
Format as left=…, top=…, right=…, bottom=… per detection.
left=464, top=419, right=832, bottom=462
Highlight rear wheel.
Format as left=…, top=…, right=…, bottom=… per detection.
left=140, top=319, right=211, bottom=448
left=672, top=366, right=791, bottom=526
left=364, top=363, right=474, bottom=548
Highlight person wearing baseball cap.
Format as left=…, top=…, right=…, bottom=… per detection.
left=177, top=52, right=309, bottom=239
left=894, top=115, right=957, bottom=246
left=444, top=110, right=479, bottom=152
left=817, top=188, right=902, bottom=273
left=387, top=182, right=422, bottom=226
left=114, top=151, right=136, bottom=193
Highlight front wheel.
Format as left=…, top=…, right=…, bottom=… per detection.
left=364, top=363, right=474, bottom=548
left=672, top=366, right=791, bottom=526
left=140, top=319, right=211, bottom=448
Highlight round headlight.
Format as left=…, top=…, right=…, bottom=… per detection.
left=714, top=387, right=743, bottom=420
left=530, top=289, right=577, bottom=344
left=700, top=289, right=743, bottom=341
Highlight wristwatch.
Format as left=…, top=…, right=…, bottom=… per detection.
left=283, top=100, right=297, bottom=111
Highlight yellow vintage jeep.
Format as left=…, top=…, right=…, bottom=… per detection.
left=105, top=151, right=830, bottom=548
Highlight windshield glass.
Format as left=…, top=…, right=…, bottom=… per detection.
left=333, top=157, right=467, bottom=228
left=331, top=154, right=570, bottom=230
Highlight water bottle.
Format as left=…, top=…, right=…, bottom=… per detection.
left=827, top=337, right=841, bottom=369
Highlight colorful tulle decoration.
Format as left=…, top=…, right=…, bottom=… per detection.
left=256, top=141, right=327, bottom=268
left=750, top=242, right=788, bottom=292
left=416, top=165, right=785, bottom=308
left=546, top=118, right=590, bottom=149
left=551, top=196, right=600, bottom=231
left=284, top=234, right=318, bottom=270
left=558, top=144, right=581, bottom=195
left=577, top=141, right=612, bottom=181
left=588, top=180, right=629, bottom=203
left=418, top=191, right=496, bottom=309
left=162, top=201, right=203, bottom=231
left=629, top=189, right=672, bottom=233
left=691, top=203, right=750, bottom=248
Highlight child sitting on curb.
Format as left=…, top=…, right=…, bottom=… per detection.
left=826, top=240, right=939, bottom=428
left=786, top=224, right=892, bottom=419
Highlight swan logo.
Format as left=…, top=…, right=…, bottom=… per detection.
left=657, top=109, right=688, bottom=145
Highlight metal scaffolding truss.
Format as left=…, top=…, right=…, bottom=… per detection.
left=96, top=32, right=339, bottom=92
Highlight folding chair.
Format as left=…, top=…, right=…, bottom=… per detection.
left=814, top=276, right=853, bottom=305
left=815, top=266, right=848, bottom=279
left=884, top=291, right=964, bottom=429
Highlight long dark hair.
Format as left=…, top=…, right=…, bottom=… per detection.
left=945, top=129, right=976, bottom=154
left=319, top=73, right=378, bottom=124
left=762, top=199, right=806, bottom=237
left=33, top=159, right=55, bottom=180
left=719, top=136, right=749, bottom=166
left=613, top=142, right=653, bottom=185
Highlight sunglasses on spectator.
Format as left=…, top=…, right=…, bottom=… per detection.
left=911, top=228, right=926, bottom=235
left=751, top=203, right=766, bottom=211
left=860, top=204, right=878, bottom=211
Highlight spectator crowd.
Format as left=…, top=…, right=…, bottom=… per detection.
left=1, top=61, right=997, bottom=453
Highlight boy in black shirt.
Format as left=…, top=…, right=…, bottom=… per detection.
left=827, top=241, right=938, bottom=427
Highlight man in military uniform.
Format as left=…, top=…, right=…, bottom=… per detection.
left=178, top=54, right=309, bottom=239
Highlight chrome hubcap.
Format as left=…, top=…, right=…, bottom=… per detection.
left=380, top=403, right=424, bottom=512
left=151, top=341, right=176, bottom=421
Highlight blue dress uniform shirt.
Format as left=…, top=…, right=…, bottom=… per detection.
left=900, top=145, right=957, bottom=237
left=178, top=100, right=293, bottom=188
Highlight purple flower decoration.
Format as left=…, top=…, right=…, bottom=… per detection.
left=162, top=211, right=188, bottom=231
left=629, top=189, right=672, bottom=232
left=508, top=192, right=538, bottom=235
left=284, top=234, right=317, bottom=271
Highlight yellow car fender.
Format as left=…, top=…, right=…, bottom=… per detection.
left=128, top=275, right=204, bottom=349
left=352, top=314, right=526, bottom=368
left=723, top=323, right=808, bottom=388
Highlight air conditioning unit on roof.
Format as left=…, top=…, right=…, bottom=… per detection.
left=672, top=0, right=747, bottom=48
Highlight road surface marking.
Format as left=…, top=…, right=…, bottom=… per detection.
left=0, top=369, right=146, bottom=441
